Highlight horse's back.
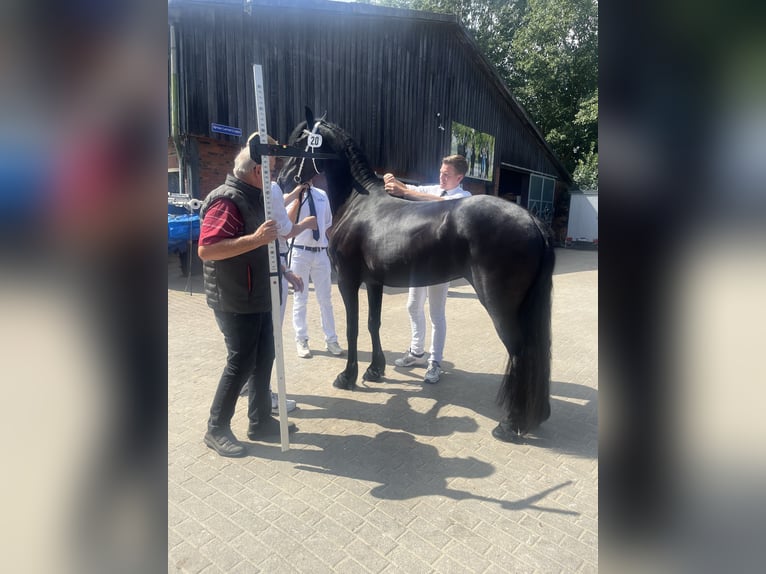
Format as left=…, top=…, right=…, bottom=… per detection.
left=452, top=195, right=547, bottom=285
left=455, top=195, right=542, bottom=244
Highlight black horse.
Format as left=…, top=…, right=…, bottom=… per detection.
left=278, top=111, right=555, bottom=440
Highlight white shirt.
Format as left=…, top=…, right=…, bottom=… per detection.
left=408, top=183, right=471, bottom=200
left=287, top=185, right=333, bottom=248
left=270, top=181, right=294, bottom=254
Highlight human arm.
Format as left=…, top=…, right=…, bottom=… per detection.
left=383, top=173, right=443, bottom=201
left=198, top=219, right=278, bottom=261
left=284, top=215, right=317, bottom=239
left=282, top=184, right=318, bottom=238
left=270, top=181, right=318, bottom=240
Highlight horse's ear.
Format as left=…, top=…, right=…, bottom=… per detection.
left=305, top=106, right=315, bottom=128
left=319, top=110, right=328, bottom=121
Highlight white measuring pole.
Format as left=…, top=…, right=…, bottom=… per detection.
left=253, top=64, right=290, bottom=451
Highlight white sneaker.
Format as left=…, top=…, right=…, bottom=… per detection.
left=296, top=339, right=312, bottom=358
left=271, top=392, right=297, bottom=413
left=394, top=349, right=428, bottom=368
left=326, top=340, right=344, bottom=356
left=424, top=361, right=442, bottom=384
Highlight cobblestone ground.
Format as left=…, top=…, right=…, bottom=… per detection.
left=169, top=247, right=598, bottom=573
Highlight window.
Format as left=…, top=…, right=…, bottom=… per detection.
left=168, top=169, right=180, bottom=196
left=527, top=174, right=555, bottom=224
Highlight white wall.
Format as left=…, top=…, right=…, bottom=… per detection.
left=567, top=192, right=598, bottom=242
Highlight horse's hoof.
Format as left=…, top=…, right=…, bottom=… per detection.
left=491, top=422, right=525, bottom=443
left=332, top=375, right=356, bottom=391
left=362, top=366, right=384, bottom=382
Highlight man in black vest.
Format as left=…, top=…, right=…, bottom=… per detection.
left=198, top=143, right=299, bottom=457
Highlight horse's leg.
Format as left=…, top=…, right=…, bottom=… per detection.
left=471, top=256, right=553, bottom=442
left=333, top=276, right=359, bottom=390
left=473, top=287, right=528, bottom=443
left=362, top=281, right=385, bottom=381
left=491, top=316, right=529, bottom=443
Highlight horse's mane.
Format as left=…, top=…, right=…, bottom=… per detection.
left=319, top=122, right=380, bottom=191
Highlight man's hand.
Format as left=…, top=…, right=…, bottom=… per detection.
left=253, top=219, right=278, bottom=245
left=284, top=182, right=309, bottom=205
left=285, top=269, right=304, bottom=293
left=383, top=173, right=406, bottom=197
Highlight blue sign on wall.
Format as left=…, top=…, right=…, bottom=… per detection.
left=211, top=123, right=242, bottom=137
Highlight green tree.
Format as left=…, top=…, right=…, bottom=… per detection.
left=509, top=0, right=598, bottom=177
left=372, top=0, right=598, bottom=183
left=572, top=88, right=598, bottom=189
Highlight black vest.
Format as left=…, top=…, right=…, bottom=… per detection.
left=200, top=175, right=271, bottom=314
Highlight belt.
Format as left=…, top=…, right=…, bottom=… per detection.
left=293, top=245, right=326, bottom=252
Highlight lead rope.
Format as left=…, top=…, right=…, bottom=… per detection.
left=286, top=184, right=311, bottom=270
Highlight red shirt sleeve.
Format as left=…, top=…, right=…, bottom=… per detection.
left=198, top=198, right=245, bottom=246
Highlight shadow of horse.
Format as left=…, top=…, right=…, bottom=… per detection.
left=243, top=430, right=578, bottom=517
left=287, top=347, right=597, bottom=460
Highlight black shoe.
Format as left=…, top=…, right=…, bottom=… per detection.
left=204, top=428, right=246, bottom=457
left=247, top=416, right=297, bottom=440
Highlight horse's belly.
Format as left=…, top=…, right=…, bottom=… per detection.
left=365, top=258, right=461, bottom=288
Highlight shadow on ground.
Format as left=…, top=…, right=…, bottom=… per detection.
left=288, top=348, right=597, bottom=461
left=244, top=429, right=578, bottom=516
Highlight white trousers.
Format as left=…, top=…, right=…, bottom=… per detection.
left=278, top=255, right=289, bottom=323
left=406, top=282, right=449, bottom=363
left=268, top=256, right=291, bottom=395
left=290, top=248, right=338, bottom=344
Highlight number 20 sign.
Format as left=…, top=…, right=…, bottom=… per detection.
left=307, top=134, right=323, bottom=148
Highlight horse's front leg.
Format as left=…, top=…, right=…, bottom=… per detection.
left=333, top=278, right=359, bottom=390
left=362, top=281, right=385, bottom=381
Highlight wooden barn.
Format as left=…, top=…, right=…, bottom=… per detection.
left=168, top=0, right=573, bottom=227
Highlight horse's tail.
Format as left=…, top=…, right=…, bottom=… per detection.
left=498, top=221, right=555, bottom=434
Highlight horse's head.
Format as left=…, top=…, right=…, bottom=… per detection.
left=277, top=107, right=355, bottom=213
left=278, top=109, right=329, bottom=189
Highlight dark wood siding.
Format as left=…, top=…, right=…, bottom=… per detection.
left=171, top=1, right=569, bottom=185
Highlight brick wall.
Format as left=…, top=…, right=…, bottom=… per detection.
left=196, top=136, right=239, bottom=200
left=167, top=136, right=241, bottom=200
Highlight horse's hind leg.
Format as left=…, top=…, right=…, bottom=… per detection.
left=473, top=281, right=547, bottom=441
left=362, top=281, right=385, bottom=381
left=485, top=310, right=531, bottom=442
left=478, top=278, right=552, bottom=441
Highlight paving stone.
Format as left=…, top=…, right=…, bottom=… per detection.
left=169, top=249, right=598, bottom=574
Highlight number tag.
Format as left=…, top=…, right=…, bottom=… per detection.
left=307, top=134, right=323, bottom=148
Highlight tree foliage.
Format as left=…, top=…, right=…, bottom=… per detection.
left=509, top=0, right=597, bottom=177
left=372, top=0, right=598, bottom=186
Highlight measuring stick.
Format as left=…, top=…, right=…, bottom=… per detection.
left=253, top=64, right=290, bottom=452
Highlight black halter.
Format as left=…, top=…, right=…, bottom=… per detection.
left=293, top=120, right=324, bottom=183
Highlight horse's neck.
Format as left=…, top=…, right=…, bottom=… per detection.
left=351, top=169, right=382, bottom=195
left=343, top=144, right=383, bottom=195
left=324, top=124, right=385, bottom=204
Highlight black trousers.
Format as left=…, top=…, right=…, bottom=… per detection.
left=208, top=310, right=274, bottom=431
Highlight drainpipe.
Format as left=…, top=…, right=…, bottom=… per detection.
left=169, top=23, right=185, bottom=196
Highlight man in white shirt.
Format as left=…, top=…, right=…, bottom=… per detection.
left=288, top=177, right=343, bottom=358
left=383, top=154, right=471, bottom=384
left=239, top=133, right=317, bottom=412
